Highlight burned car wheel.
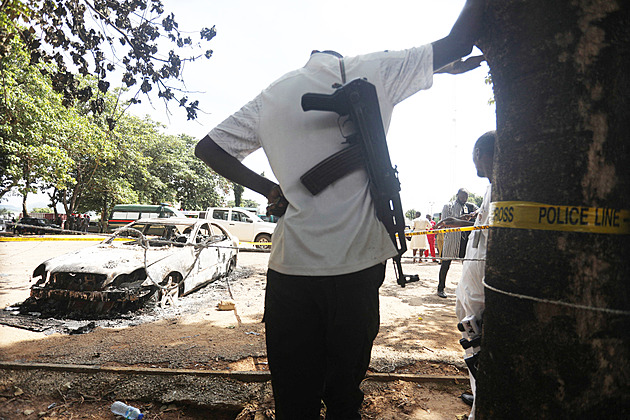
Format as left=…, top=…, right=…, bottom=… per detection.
left=227, top=256, right=236, bottom=275
left=152, top=273, right=183, bottom=308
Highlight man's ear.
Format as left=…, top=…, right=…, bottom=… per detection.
left=473, top=147, right=481, bottom=161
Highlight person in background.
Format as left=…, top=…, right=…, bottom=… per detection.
left=435, top=189, right=478, bottom=298
left=194, top=1, right=484, bottom=416
left=411, top=211, right=432, bottom=263
left=435, top=131, right=495, bottom=419
left=435, top=215, right=444, bottom=259
left=83, top=214, right=90, bottom=232
left=424, top=214, right=438, bottom=262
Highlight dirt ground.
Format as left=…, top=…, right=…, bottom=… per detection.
left=0, top=236, right=472, bottom=419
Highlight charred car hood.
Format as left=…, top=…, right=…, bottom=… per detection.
left=39, top=243, right=178, bottom=287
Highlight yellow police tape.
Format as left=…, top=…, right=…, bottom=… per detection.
left=0, top=236, right=126, bottom=242
left=4, top=202, right=625, bottom=244
left=403, top=225, right=489, bottom=237
left=0, top=236, right=267, bottom=247
left=489, top=201, right=630, bottom=234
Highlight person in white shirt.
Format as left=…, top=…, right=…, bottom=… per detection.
left=411, top=211, right=432, bottom=263
left=195, top=2, right=485, bottom=417
left=434, top=130, right=495, bottom=420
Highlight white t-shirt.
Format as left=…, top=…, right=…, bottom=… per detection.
left=411, top=217, right=431, bottom=249
left=209, top=46, right=434, bottom=276
left=455, top=183, right=492, bottom=320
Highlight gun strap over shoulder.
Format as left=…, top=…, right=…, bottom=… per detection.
left=332, top=58, right=347, bottom=89
left=339, top=58, right=346, bottom=84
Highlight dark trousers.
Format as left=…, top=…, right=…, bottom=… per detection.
left=438, top=260, right=452, bottom=292
left=438, top=237, right=468, bottom=292
left=265, top=264, right=385, bottom=419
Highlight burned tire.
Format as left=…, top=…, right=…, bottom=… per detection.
left=227, top=257, right=236, bottom=275
left=254, top=233, right=271, bottom=250
left=152, top=273, right=183, bottom=308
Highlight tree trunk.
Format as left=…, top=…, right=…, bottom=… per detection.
left=101, top=194, right=108, bottom=233
left=477, top=1, right=629, bottom=418
left=233, top=182, right=244, bottom=207
left=49, top=188, right=59, bottom=220
left=21, top=193, right=28, bottom=218
left=62, top=190, right=70, bottom=216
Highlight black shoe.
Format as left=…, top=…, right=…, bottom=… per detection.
left=460, top=392, right=474, bottom=406
left=437, top=290, right=447, bottom=298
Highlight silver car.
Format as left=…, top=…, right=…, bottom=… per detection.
left=24, top=218, right=238, bottom=317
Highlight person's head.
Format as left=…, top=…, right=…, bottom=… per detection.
left=456, top=188, right=469, bottom=204
left=425, top=214, right=432, bottom=221
left=415, top=211, right=421, bottom=218
left=473, top=131, right=496, bottom=180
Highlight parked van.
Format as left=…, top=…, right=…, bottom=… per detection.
left=199, top=207, right=276, bottom=248
left=108, top=204, right=185, bottom=232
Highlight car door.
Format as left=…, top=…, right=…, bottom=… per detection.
left=227, top=210, right=255, bottom=242
left=193, top=222, right=220, bottom=282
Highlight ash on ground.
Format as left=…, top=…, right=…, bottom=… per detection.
left=0, top=267, right=255, bottom=335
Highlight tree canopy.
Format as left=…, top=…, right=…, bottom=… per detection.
left=0, top=22, right=229, bottom=221
left=0, top=0, right=215, bottom=125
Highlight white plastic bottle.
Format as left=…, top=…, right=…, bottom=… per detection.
left=111, top=401, right=144, bottom=419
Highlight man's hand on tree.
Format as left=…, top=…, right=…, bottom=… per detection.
left=435, top=55, right=486, bottom=74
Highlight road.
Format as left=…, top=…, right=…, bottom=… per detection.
left=0, top=236, right=465, bottom=360
left=0, top=235, right=472, bottom=419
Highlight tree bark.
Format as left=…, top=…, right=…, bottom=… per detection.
left=21, top=193, right=28, bottom=218
left=48, top=188, right=59, bottom=220
left=477, top=1, right=629, bottom=418
left=233, top=182, right=244, bottom=207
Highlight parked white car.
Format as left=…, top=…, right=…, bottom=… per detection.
left=23, top=218, right=238, bottom=316
left=199, top=207, right=276, bottom=248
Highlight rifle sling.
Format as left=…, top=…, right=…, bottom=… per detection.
left=300, top=143, right=364, bottom=195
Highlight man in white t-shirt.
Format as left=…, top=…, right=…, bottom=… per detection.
left=195, top=2, right=484, bottom=417
left=434, top=130, right=495, bottom=420
left=411, top=211, right=432, bottom=263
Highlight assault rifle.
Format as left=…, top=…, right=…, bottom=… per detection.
left=301, top=78, right=419, bottom=287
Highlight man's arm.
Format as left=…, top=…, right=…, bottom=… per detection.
left=441, top=203, right=451, bottom=220
left=431, top=0, right=484, bottom=71
left=435, top=217, right=474, bottom=229
left=434, top=55, right=485, bottom=75
left=195, top=135, right=277, bottom=198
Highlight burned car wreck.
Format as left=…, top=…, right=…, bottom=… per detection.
left=21, top=218, right=239, bottom=318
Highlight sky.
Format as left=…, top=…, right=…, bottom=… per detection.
left=4, top=0, right=496, bottom=216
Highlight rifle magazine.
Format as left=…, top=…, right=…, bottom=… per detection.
left=300, top=144, right=364, bottom=195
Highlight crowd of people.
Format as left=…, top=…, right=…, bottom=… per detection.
left=62, top=213, right=91, bottom=232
